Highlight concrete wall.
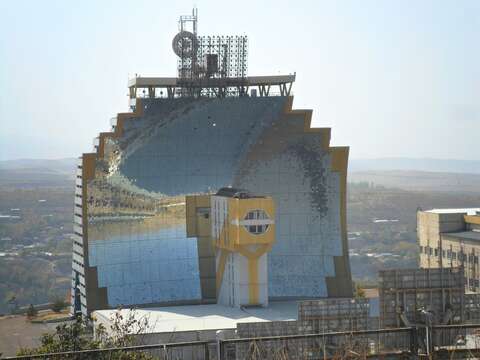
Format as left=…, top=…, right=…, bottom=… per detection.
left=441, top=234, right=480, bottom=291
left=417, top=210, right=480, bottom=292
left=217, top=252, right=268, bottom=307
left=418, top=211, right=442, bottom=268
left=418, top=211, right=466, bottom=269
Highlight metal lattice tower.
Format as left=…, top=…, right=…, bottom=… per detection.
left=172, top=8, right=248, bottom=97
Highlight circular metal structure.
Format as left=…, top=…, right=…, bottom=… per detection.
left=172, top=31, right=197, bottom=58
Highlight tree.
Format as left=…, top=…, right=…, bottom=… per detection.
left=51, top=298, right=66, bottom=313
left=17, top=310, right=154, bottom=359
left=26, top=304, right=37, bottom=318
left=355, top=284, right=366, bottom=298
left=7, top=295, right=18, bottom=314
left=17, top=317, right=98, bottom=356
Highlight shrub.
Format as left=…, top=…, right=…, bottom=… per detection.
left=17, top=310, right=154, bottom=359
left=26, top=304, right=37, bottom=318
left=355, top=284, right=366, bottom=298
left=51, top=298, right=66, bottom=313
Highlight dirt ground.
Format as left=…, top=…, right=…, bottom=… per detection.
left=0, top=315, right=59, bottom=357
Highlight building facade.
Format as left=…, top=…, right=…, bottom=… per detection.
left=71, top=12, right=352, bottom=317
left=418, top=208, right=480, bottom=292
left=211, top=189, right=274, bottom=307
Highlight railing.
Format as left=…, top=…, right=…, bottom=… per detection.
left=130, top=90, right=293, bottom=100
left=5, top=324, right=480, bottom=360
left=3, top=340, right=211, bottom=360
left=219, top=328, right=413, bottom=360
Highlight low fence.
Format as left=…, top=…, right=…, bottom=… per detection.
left=298, top=298, right=370, bottom=333
left=379, top=267, right=465, bottom=328
left=220, top=327, right=413, bottom=360
left=2, top=341, right=212, bottom=360
left=5, top=324, right=480, bottom=360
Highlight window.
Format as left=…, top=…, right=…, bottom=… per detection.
left=245, top=210, right=268, bottom=220
left=197, top=207, right=210, bottom=220
left=246, top=224, right=269, bottom=235
left=452, top=252, right=457, bottom=260
left=243, top=210, right=270, bottom=235
left=470, top=279, right=476, bottom=291
left=434, top=248, right=438, bottom=256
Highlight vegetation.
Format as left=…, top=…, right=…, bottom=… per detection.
left=0, top=257, right=70, bottom=314
left=0, top=188, right=73, bottom=313
left=18, top=318, right=97, bottom=356
left=354, top=284, right=365, bottom=298
left=51, top=298, right=67, bottom=313
left=17, top=311, right=154, bottom=359
left=26, top=304, right=37, bottom=318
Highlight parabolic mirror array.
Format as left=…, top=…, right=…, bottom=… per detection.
left=71, top=16, right=352, bottom=317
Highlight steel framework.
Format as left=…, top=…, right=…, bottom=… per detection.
left=173, top=9, right=249, bottom=97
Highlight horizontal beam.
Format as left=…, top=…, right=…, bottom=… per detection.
left=5, top=340, right=211, bottom=359
left=128, top=74, right=295, bottom=89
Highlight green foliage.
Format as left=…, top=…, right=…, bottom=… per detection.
left=26, top=304, right=37, bottom=318
left=0, top=187, right=74, bottom=313
left=17, top=317, right=100, bottom=356
left=355, top=284, right=366, bottom=298
left=51, top=298, right=67, bottom=313
left=0, top=257, right=67, bottom=313
left=17, top=312, right=154, bottom=359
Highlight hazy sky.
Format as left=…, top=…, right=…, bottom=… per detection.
left=0, top=0, right=478, bottom=161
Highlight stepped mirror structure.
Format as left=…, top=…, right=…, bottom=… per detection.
left=71, top=9, right=352, bottom=317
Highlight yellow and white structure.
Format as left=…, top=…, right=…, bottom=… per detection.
left=212, top=188, right=275, bottom=307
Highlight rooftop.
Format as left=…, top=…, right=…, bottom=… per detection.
left=441, top=231, right=480, bottom=242
left=128, top=75, right=295, bottom=89
left=127, top=75, right=296, bottom=99
left=425, top=208, right=480, bottom=215
left=215, top=187, right=265, bottom=199
left=93, top=301, right=298, bottom=334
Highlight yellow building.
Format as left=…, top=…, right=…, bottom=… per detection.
left=187, top=188, right=275, bottom=307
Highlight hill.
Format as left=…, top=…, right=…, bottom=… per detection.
left=350, top=157, right=480, bottom=174
left=0, top=158, right=77, bottom=172
left=349, top=170, right=480, bottom=193
left=0, top=158, right=76, bottom=189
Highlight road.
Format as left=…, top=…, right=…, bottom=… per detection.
left=0, top=315, right=58, bottom=357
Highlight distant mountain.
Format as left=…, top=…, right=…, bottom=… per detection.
left=0, top=158, right=77, bottom=189
left=349, top=170, right=480, bottom=193
left=0, top=158, right=77, bottom=173
left=350, top=158, right=480, bottom=174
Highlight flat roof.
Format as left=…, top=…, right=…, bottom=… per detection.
left=425, top=208, right=480, bottom=215
left=93, top=301, right=298, bottom=334
left=441, top=231, right=480, bottom=242
left=128, top=75, right=296, bottom=88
